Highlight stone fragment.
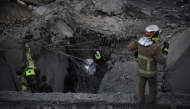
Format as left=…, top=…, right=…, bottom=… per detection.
left=107, top=105, right=113, bottom=109
left=32, top=30, right=41, bottom=40
left=94, top=0, right=126, bottom=15
left=55, top=20, right=74, bottom=37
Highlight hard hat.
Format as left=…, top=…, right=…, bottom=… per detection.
left=145, top=25, right=161, bottom=37
left=28, top=66, right=33, bottom=69
left=96, top=51, right=100, bottom=54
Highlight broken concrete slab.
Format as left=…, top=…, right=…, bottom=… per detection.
left=0, top=52, right=21, bottom=91
left=55, top=20, right=74, bottom=38
left=98, top=61, right=138, bottom=94
left=0, top=40, right=24, bottom=71
left=32, top=30, right=41, bottom=40
left=166, top=45, right=190, bottom=94
left=22, top=0, right=54, bottom=5
left=1, top=91, right=190, bottom=108
left=32, top=3, right=56, bottom=16
left=141, top=9, right=151, bottom=16
left=166, top=27, right=190, bottom=70
left=94, top=0, right=126, bottom=15
left=35, top=49, right=69, bottom=92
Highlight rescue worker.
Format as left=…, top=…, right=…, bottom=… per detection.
left=128, top=25, right=169, bottom=103
left=176, top=0, right=184, bottom=7
left=39, top=76, right=53, bottom=93
left=17, top=66, right=28, bottom=91
left=94, top=51, right=102, bottom=66
left=184, top=0, right=189, bottom=4
left=25, top=66, right=37, bottom=93
left=63, top=67, right=78, bottom=93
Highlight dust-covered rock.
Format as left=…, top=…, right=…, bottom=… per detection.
left=94, top=0, right=127, bottom=15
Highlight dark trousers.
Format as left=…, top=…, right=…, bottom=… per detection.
left=138, top=76, right=157, bottom=103
left=27, top=80, right=37, bottom=93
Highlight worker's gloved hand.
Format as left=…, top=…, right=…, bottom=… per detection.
left=162, top=41, right=169, bottom=55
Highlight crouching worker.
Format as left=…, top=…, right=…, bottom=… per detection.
left=63, top=67, right=78, bottom=93
left=128, top=25, right=169, bottom=104
left=39, top=76, right=53, bottom=93
left=25, top=66, right=37, bottom=93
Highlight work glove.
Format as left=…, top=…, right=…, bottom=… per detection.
left=162, top=41, right=169, bottom=55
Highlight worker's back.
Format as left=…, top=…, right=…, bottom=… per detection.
left=128, top=38, right=166, bottom=78
left=138, top=42, right=157, bottom=67
left=64, top=74, right=78, bottom=88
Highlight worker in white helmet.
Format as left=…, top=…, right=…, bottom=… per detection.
left=128, top=25, right=169, bottom=104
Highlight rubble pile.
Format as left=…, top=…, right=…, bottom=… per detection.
left=0, top=0, right=190, bottom=96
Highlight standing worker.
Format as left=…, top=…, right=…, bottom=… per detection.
left=64, top=67, right=78, bottom=93
left=128, top=25, right=169, bottom=103
left=176, top=0, right=184, bottom=7
left=39, top=76, right=53, bottom=93
left=25, top=66, right=37, bottom=93
left=94, top=51, right=105, bottom=66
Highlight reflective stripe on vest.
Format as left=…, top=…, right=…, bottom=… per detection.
left=138, top=54, right=154, bottom=71
left=138, top=68, right=156, bottom=77
left=26, top=69, right=35, bottom=76
left=95, top=54, right=101, bottom=59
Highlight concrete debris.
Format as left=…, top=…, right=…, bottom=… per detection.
left=94, top=0, right=126, bottom=15
left=32, top=3, right=56, bottom=16
left=32, top=30, right=41, bottom=40
left=0, top=91, right=190, bottom=105
left=55, top=20, right=74, bottom=37
left=16, top=0, right=26, bottom=6
left=98, top=61, right=137, bottom=94
left=141, top=9, right=151, bottom=16
left=0, top=41, right=21, bottom=91
left=22, top=0, right=54, bottom=5
left=0, top=0, right=190, bottom=107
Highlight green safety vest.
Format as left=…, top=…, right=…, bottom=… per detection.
left=25, top=69, right=35, bottom=76
left=95, top=54, right=101, bottom=60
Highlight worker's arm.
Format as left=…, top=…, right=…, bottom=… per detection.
left=154, top=45, right=167, bottom=64
left=127, top=41, right=138, bottom=58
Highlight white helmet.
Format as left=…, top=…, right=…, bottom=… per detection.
left=145, top=25, right=161, bottom=38
left=28, top=66, right=33, bottom=69
left=96, top=51, right=100, bottom=54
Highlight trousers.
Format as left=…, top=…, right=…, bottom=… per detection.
left=138, top=75, right=157, bottom=103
